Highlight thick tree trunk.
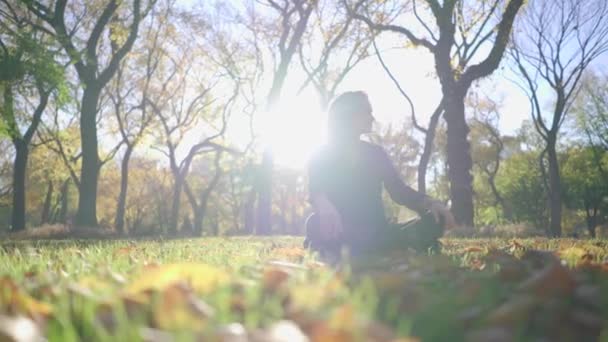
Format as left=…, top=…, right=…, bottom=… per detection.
left=40, top=180, right=54, bottom=225
left=192, top=211, right=203, bottom=236
left=546, top=138, right=562, bottom=237
left=256, top=149, right=273, bottom=235
left=444, top=92, right=474, bottom=227
left=11, top=141, right=28, bottom=231
left=75, top=87, right=101, bottom=227
left=115, top=145, right=133, bottom=235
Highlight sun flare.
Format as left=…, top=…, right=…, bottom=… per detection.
left=258, top=94, right=327, bottom=170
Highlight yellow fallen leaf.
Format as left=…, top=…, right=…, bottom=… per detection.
left=270, top=247, right=306, bottom=261
left=0, top=277, right=52, bottom=321
left=153, top=283, right=213, bottom=331
left=464, top=246, right=485, bottom=253
left=329, top=304, right=357, bottom=331
left=124, top=263, right=229, bottom=296
left=559, top=247, right=588, bottom=260
left=308, top=320, right=353, bottom=342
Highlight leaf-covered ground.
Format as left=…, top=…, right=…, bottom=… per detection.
left=1, top=237, right=608, bottom=341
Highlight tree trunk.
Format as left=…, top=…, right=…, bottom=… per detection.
left=444, top=91, right=474, bottom=227
left=115, top=145, right=133, bottom=235
left=11, top=141, right=28, bottom=231
left=546, top=138, right=562, bottom=237
left=40, top=180, right=54, bottom=225
left=170, top=177, right=183, bottom=235
left=75, top=87, right=101, bottom=227
left=487, top=172, right=510, bottom=221
left=417, top=105, right=443, bottom=194
left=59, top=179, right=70, bottom=224
left=256, top=149, right=273, bottom=235
left=585, top=206, right=597, bottom=238
left=192, top=210, right=203, bottom=236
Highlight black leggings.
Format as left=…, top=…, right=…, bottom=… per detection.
left=304, top=211, right=445, bottom=256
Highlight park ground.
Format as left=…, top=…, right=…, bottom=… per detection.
left=1, top=236, right=608, bottom=341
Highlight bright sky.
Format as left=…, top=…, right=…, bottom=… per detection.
left=251, top=39, right=531, bottom=170
left=168, top=0, right=606, bottom=170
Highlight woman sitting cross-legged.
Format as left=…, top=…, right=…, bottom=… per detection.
left=304, top=91, right=456, bottom=258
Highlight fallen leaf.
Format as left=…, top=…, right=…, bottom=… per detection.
left=518, top=262, right=577, bottom=297
left=464, top=246, right=485, bottom=253
left=153, top=282, right=214, bottom=331
left=114, top=246, right=134, bottom=256
left=308, top=320, right=351, bottom=342
left=125, top=263, right=229, bottom=296
left=486, top=295, right=538, bottom=325
left=262, top=267, right=290, bottom=292
left=0, top=277, right=52, bottom=321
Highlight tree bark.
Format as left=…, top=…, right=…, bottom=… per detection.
left=115, top=144, right=133, bottom=235
left=75, top=87, right=101, bottom=227
left=546, top=136, right=562, bottom=236
left=40, top=180, right=54, bottom=225
left=444, top=90, right=474, bottom=227
left=5, top=82, right=48, bottom=231
left=11, top=142, right=28, bottom=231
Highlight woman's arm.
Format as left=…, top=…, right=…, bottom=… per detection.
left=379, top=147, right=456, bottom=228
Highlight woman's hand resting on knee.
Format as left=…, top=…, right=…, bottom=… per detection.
left=423, top=198, right=457, bottom=229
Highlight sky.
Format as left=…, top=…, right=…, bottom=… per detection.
left=251, top=37, right=533, bottom=169
left=162, top=0, right=607, bottom=170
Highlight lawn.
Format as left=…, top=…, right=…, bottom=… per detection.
left=1, top=237, right=608, bottom=341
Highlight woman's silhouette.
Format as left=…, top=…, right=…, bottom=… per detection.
left=304, top=91, right=456, bottom=256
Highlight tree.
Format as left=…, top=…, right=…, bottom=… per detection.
left=0, top=4, right=65, bottom=230
left=510, top=0, right=608, bottom=236
left=107, top=2, right=172, bottom=234
left=348, top=0, right=524, bottom=226
left=497, top=149, right=549, bottom=231
left=183, top=151, right=224, bottom=236
left=561, top=146, right=608, bottom=237
left=467, top=93, right=512, bottom=222
left=297, top=0, right=375, bottom=108
left=243, top=0, right=316, bottom=235
left=26, top=0, right=152, bottom=227
left=574, top=72, right=608, bottom=150
left=372, top=37, right=443, bottom=195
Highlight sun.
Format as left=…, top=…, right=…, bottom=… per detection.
left=258, top=93, right=327, bottom=170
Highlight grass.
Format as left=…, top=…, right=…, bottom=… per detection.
left=1, top=236, right=608, bottom=341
